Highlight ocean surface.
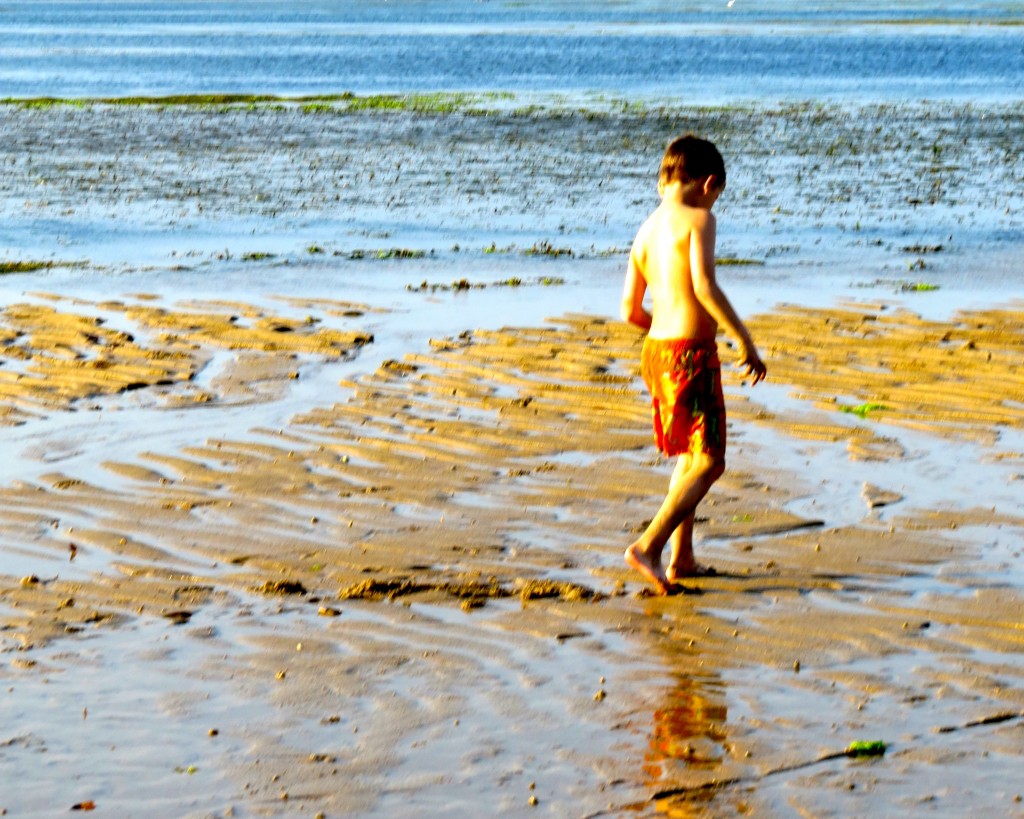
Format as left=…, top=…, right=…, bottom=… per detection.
left=0, top=1, right=1021, bottom=300
left=0, top=0, right=1022, bottom=102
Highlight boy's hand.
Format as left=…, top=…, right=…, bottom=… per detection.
left=737, top=343, right=767, bottom=385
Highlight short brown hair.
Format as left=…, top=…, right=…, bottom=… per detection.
left=659, top=135, right=726, bottom=188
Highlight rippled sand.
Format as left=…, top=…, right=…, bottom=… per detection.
left=1, top=290, right=1022, bottom=816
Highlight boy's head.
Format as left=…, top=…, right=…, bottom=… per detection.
left=659, top=135, right=726, bottom=193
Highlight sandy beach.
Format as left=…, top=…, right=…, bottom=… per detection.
left=1, top=98, right=1023, bottom=817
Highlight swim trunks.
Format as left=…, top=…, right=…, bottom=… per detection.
left=640, top=336, right=726, bottom=457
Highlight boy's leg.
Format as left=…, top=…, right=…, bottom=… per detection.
left=625, top=451, right=725, bottom=593
left=666, top=512, right=696, bottom=580
left=665, top=453, right=696, bottom=578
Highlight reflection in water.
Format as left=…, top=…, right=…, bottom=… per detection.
left=642, top=672, right=731, bottom=815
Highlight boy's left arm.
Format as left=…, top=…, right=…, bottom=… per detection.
left=620, top=250, right=652, bottom=331
left=690, top=214, right=766, bottom=384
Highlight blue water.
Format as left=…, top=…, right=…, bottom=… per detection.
left=0, top=0, right=1022, bottom=101
left=0, top=2, right=1021, bottom=296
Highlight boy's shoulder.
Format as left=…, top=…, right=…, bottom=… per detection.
left=670, top=199, right=714, bottom=226
left=644, top=201, right=713, bottom=240
left=631, top=207, right=662, bottom=257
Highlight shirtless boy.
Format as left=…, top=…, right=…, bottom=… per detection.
left=621, top=135, right=767, bottom=595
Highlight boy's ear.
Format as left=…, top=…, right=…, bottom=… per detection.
left=657, top=177, right=666, bottom=198
left=701, top=174, right=721, bottom=195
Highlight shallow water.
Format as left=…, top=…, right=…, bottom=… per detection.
left=1, top=100, right=1022, bottom=298
left=0, top=616, right=248, bottom=817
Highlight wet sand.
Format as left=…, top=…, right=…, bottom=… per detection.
left=0, top=290, right=1022, bottom=816
left=1, top=99, right=1023, bottom=816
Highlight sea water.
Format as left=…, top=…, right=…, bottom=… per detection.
left=0, top=0, right=1022, bottom=102
left=1, top=0, right=1022, bottom=285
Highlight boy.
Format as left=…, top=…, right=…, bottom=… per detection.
left=621, top=135, right=766, bottom=595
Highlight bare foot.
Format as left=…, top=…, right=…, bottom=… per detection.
left=624, top=543, right=672, bottom=595
left=666, top=562, right=717, bottom=583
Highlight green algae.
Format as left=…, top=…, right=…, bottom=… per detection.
left=301, top=102, right=334, bottom=114
left=0, top=92, right=485, bottom=113
left=0, top=90, right=554, bottom=117
left=405, top=275, right=566, bottom=294
left=858, top=278, right=941, bottom=293
left=343, top=93, right=472, bottom=113
left=1, top=94, right=292, bottom=108
left=12, top=98, right=87, bottom=110
left=845, top=740, right=887, bottom=757
left=839, top=402, right=888, bottom=419
left=347, top=248, right=428, bottom=260
left=0, top=260, right=57, bottom=275
left=523, top=240, right=573, bottom=258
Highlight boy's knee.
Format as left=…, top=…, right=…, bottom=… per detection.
left=694, top=451, right=726, bottom=480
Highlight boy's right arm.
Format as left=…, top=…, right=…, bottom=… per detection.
left=689, top=213, right=767, bottom=384
left=620, top=243, right=652, bottom=331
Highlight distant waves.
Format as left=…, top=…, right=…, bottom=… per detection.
left=0, top=2, right=1021, bottom=101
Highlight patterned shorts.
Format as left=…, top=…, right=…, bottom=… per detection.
left=640, top=336, right=726, bottom=458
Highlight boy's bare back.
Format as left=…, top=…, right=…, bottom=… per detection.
left=621, top=137, right=764, bottom=382
left=627, top=197, right=721, bottom=342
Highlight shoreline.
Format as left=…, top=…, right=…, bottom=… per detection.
left=2, top=97, right=1022, bottom=278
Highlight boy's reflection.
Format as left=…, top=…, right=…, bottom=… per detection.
left=643, top=673, right=728, bottom=786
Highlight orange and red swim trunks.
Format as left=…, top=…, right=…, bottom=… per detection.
left=640, top=336, right=726, bottom=458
